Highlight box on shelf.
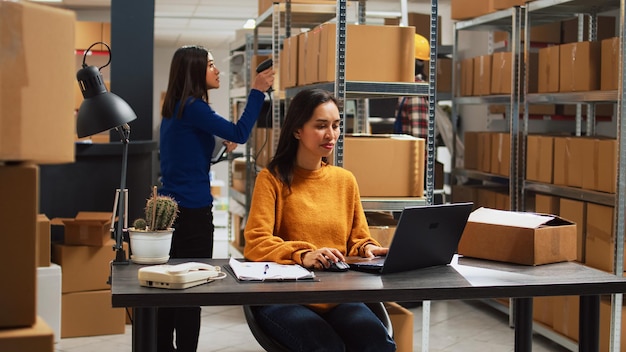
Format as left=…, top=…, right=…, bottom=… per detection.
left=526, top=134, right=554, bottom=183
left=458, top=207, right=577, bottom=265
left=280, top=35, right=298, bottom=89
left=538, top=45, right=560, bottom=93
left=0, top=163, right=38, bottom=329
left=601, top=37, right=620, bottom=91
left=37, top=263, right=61, bottom=343
left=61, top=290, right=125, bottom=338
left=559, top=198, right=586, bottom=263
left=451, top=0, right=497, bottom=20
left=473, top=55, right=492, bottom=96
left=343, top=134, right=424, bottom=197
left=581, top=138, right=617, bottom=193
left=231, top=157, right=247, bottom=194
left=75, top=21, right=110, bottom=51
left=600, top=297, right=626, bottom=351
left=559, top=41, right=600, bottom=92
left=424, top=57, right=452, bottom=93
left=52, top=239, right=126, bottom=293
left=366, top=212, right=398, bottom=248
left=561, top=16, right=616, bottom=44
left=257, top=0, right=335, bottom=16
left=316, top=23, right=415, bottom=84
left=384, top=12, right=442, bottom=45
left=0, top=1, right=75, bottom=164
left=460, top=58, right=474, bottom=96
left=584, top=203, right=623, bottom=273
left=552, top=295, right=579, bottom=342
left=384, top=302, right=413, bottom=352
left=463, top=131, right=480, bottom=170
left=490, top=132, right=510, bottom=176
left=534, top=194, right=559, bottom=217
left=37, top=214, right=51, bottom=267
left=553, top=136, right=584, bottom=188
left=0, top=317, right=54, bottom=352
left=60, top=212, right=113, bottom=247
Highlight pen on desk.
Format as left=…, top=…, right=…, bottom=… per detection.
left=263, top=264, right=269, bottom=275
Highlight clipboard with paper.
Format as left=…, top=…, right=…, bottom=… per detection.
left=227, top=257, right=316, bottom=282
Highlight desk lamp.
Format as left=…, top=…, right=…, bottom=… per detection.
left=76, top=42, right=137, bottom=264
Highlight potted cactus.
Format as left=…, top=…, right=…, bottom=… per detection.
left=128, top=186, right=179, bottom=264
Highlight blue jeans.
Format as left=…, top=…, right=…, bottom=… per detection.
left=254, top=303, right=396, bottom=352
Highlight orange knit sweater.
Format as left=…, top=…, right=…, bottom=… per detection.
left=243, top=164, right=380, bottom=312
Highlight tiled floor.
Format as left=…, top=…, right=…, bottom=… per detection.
left=54, top=300, right=572, bottom=352
left=54, top=240, right=573, bottom=351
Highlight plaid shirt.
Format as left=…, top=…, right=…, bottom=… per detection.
left=394, top=75, right=429, bottom=139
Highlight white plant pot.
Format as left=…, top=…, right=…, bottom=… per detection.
left=128, top=228, right=174, bottom=264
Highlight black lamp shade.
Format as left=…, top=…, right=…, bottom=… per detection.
left=76, top=65, right=137, bottom=138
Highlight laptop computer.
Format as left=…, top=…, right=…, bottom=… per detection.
left=347, top=202, right=473, bottom=274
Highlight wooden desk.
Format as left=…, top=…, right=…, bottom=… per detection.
left=111, top=257, right=626, bottom=352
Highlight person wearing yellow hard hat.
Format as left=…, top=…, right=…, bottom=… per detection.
left=393, top=33, right=430, bottom=139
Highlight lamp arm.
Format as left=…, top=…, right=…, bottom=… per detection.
left=113, top=124, right=131, bottom=264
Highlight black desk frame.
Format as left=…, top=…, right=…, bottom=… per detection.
left=111, top=257, right=626, bottom=352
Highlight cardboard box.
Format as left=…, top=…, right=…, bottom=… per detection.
left=317, top=23, right=415, bottom=83
left=37, top=264, right=61, bottom=343
left=257, top=0, right=336, bottom=16
left=0, top=316, right=53, bottom=352
left=526, top=134, right=554, bottom=183
left=297, top=32, right=311, bottom=86
left=451, top=0, right=497, bottom=20
left=384, top=302, right=413, bottom=352
left=581, top=138, right=617, bottom=193
left=473, top=55, right=492, bottom=96
left=463, top=131, right=480, bottom=170
left=599, top=297, right=626, bottom=351
left=0, top=164, right=38, bottom=329
left=552, top=295, right=579, bottom=341
left=561, top=16, right=616, bottom=44
left=559, top=198, right=586, bottom=262
left=61, top=290, right=125, bottom=338
left=75, top=21, right=108, bottom=51
left=460, top=58, right=474, bottom=96
left=490, top=132, right=510, bottom=176
left=281, top=36, right=298, bottom=89
left=533, top=296, right=553, bottom=328
left=424, top=57, right=452, bottom=93
left=52, top=239, right=125, bottom=293
left=0, top=1, right=75, bottom=164
left=343, top=135, right=424, bottom=197
left=559, top=41, right=600, bottom=92
left=458, top=207, right=577, bottom=265
left=231, top=157, right=247, bottom=194
left=37, top=214, right=51, bottom=267
left=585, top=203, right=617, bottom=273
left=538, top=46, right=560, bottom=93
left=254, top=127, right=275, bottom=168
left=553, top=136, right=584, bottom=188
left=384, top=12, right=442, bottom=45
left=477, top=132, right=492, bottom=173
left=490, top=52, right=512, bottom=95
left=601, top=37, right=620, bottom=91
left=366, top=212, right=398, bottom=248
left=60, top=211, right=113, bottom=247
left=534, top=194, right=559, bottom=216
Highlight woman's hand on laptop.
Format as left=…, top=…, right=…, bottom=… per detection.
left=363, top=244, right=388, bottom=258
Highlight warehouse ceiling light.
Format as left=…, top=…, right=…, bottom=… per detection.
left=76, top=42, right=137, bottom=264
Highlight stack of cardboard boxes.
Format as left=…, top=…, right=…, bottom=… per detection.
left=0, top=2, right=76, bottom=349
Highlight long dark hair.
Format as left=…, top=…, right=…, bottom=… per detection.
left=161, top=45, right=210, bottom=119
left=268, top=88, right=338, bottom=189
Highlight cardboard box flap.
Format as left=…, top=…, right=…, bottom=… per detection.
left=74, top=212, right=113, bottom=223
left=468, top=207, right=556, bottom=229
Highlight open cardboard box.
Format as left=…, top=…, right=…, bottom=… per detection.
left=458, top=207, right=577, bottom=265
left=55, top=212, right=114, bottom=247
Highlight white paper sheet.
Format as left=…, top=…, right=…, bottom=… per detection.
left=468, top=207, right=555, bottom=229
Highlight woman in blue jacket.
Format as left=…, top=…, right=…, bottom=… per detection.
left=157, top=45, right=274, bottom=352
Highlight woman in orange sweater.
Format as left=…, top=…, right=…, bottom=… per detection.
left=244, top=88, right=395, bottom=352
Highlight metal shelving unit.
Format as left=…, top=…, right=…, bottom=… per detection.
left=452, top=0, right=625, bottom=349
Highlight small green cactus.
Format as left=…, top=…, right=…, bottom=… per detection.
left=132, top=186, right=178, bottom=231
left=133, top=218, right=148, bottom=230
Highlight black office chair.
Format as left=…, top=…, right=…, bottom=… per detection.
left=243, top=302, right=393, bottom=352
